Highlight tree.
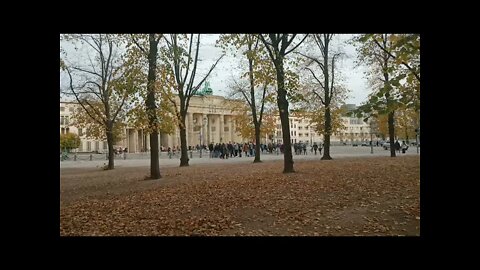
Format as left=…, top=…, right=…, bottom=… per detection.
left=218, top=34, right=276, bottom=163
left=367, top=34, right=420, bottom=83
left=161, top=34, right=224, bottom=167
left=258, top=34, right=308, bottom=173
left=60, top=133, right=81, bottom=152
left=230, top=102, right=276, bottom=144
left=128, top=34, right=164, bottom=179
left=71, top=102, right=126, bottom=144
left=61, top=34, right=137, bottom=169
left=307, top=106, right=346, bottom=139
left=297, top=34, right=348, bottom=160
left=353, top=34, right=405, bottom=157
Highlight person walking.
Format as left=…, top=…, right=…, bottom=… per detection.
left=313, top=143, right=318, bottom=155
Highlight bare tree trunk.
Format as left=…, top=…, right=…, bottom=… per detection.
left=249, top=50, right=262, bottom=164
left=179, top=123, right=189, bottom=167
left=148, top=129, right=160, bottom=173
left=106, top=125, right=115, bottom=170
left=322, top=106, right=333, bottom=160
left=254, top=123, right=262, bottom=163
left=147, top=34, right=161, bottom=179
left=388, top=111, right=396, bottom=157
left=276, top=59, right=294, bottom=173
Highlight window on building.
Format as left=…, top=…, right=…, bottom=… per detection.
left=60, top=116, right=64, bottom=125
left=299, top=133, right=303, bottom=137
left=69, top=107, right=74, bottom=112
left=224, top=127, right=229, bottom=132
left=65, top=116, right=69, bottom=125
left=305, top=133, right=309, bottom=137
left=78, top=128, right=83, bottom=136
left=61, top=128, right=65, bottom=134
left=60, top=107, right=65, bottom=112
left=294, top=131, right=296, bottom=136
left=95, top=141, right=99, bottom=151
left=104, top=141, right=107, bottom=149
left=66, top=128, right=70, bottom=133
left=87, top=141, right=91, bottom=152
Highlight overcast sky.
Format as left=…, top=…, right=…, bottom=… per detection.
left=196, top=34, right=370, bottom=105
left=61, top=34, right=370, bottom=105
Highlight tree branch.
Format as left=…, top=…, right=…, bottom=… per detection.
left=285, top=34, right=308, bottom=55
left=258, top=34, right=276, bottom=62
left=371, top=36, right=420, bottom=81
left=258, top=83, right=268, bottom=124
left=70, top=66, right=102, bottom=78
left=130, top=34, right=148, bottom=57
left=295, top=51, right=325, bottom=73
left=182, top=34, right=194, bottom=85
left=66, top=67, right=105, bottom=126
left=305, top=67, right=325, bottom=90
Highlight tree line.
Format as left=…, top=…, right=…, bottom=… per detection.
left=60, top=33, right=420, bottom=178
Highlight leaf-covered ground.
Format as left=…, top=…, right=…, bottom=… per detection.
left=60, top=156, right=420, bottom=236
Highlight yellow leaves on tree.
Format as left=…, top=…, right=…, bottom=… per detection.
left=71, top=104, right=126, bottom=143
left=60, top=132, right=81, bottom=152
left=231, top=103, right=276, bottom=142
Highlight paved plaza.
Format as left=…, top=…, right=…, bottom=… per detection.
left=60, top=145, right=420, bottom=169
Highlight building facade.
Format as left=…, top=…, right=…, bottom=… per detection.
left=270, top=104, right=379, bottom=146
left=60, top=101, right=109, bottom=153
left=60, top=93, right=246, bottom=153
left=61, top=97, right=380, bottom=153
left=120, top=94, right=245, bottom=152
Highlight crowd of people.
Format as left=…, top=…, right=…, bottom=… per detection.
left=159, top=142, right=325, bottom=159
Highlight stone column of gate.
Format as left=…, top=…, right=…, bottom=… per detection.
left=146, top=132, right=150, bottom=151
left=225, top=115, right=231, bottom=142
left=230, top=116, right=234, bottom=143
left=187, top=112, right=194, bottom=148
left=133, top=129, right=137, bottom=152
left=219, top=114, right=224, bottom=143
left=205, top=114, right=210, bottom=145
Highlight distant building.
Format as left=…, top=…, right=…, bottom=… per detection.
left=60, top=101, right=108, bottom=153
left=269, top=104, right=379, bottom=146
left=60, top=84, right=247, bottom=153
